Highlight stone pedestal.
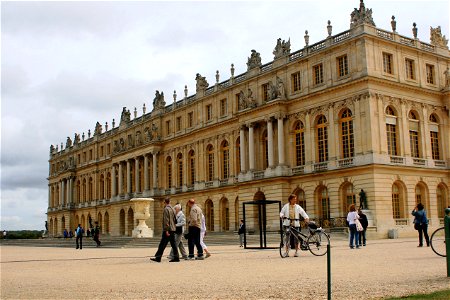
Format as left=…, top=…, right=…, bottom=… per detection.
left=130, top=198, right=154, bottom=238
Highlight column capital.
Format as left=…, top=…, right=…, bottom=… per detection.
left=240, top=124, right=247, bottom=130
left=275, top=112, right=286, bottom=120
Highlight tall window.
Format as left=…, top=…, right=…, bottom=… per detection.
left=426, top=64, right=435, bottom=84
left=221, top=141, right=229, bottom=179
left=392, top=183, right=400, bottom=219
left=291, top=72, right=301, bottom=92
left=188, top=112, right=193, bottom=128
left=429, top=114, right=440, bottom=160
left=386, top=106, right=398, bottom=156
left=207, top=145, right=214, bottom=181
left=166, top=120, right=171, bottom=136
left=408, top=111, right=420, bottom=158
left=383, top=52, right=393, bottom=74
left=188, top=151, right=195, bottom=186
left=220, top=99, right=227, bottom=116
left=437, top=185, right=447, bottom=218
left=313, top=63, right=324, bottom=85
left=106, top=173, right=111, bottom=199
left=206, top=104, right=213, bottom=121
left=167, top=157, right=172, bottom=188
left=345, top=184, right=356, bottom=211
left=88, top=177, right=93, bottom=201
left=236, top=137, right=241, bottom=173
left=337, top=55, right=349, bottom=77
left=415, top=184, right=422, bottom=205
left=340, top=109, right=354, bottom=158
left=316, top=115, right=328, bottom=162
left=262, top=83, right=269, bottom=101
left=177, top=154, right=183, bottom=187
left=294, top=121, right=305, bottom=166
left=262, top=131, right=268, bottom=169
left=405, top=58, right=415, bottom=80
left=296, top=189, right=306, bottom=211
left=100, top=175, right=105, bottom=199
left=319, top=187, right=330, bottom=220
left=176, top=117, right=182, bottom=132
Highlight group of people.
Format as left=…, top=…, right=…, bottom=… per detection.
left=74, top=222, right=101, bottom=250
left=346, top=204, right=368, bottom=249
left=150, top=198, right=211, bottom=263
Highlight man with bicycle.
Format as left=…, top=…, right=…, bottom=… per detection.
left=280, top=194, right=310, bottom=257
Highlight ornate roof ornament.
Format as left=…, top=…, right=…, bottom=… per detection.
left=430, top=26, right=449, bottom=49
left=238, top=88, right=256, bottom=111
left=120, top=107, right=131, bottom=124
left=152, top=90, right=166, bottom=110
left=247, top=49, right=262, bottom=71
left=350, top=0, right=375, bottom=29
left=273, top=38, right=291, bottom=59
left=94, top=121, right=102, bottom=136
left=195, top=73, right=209, bottom=92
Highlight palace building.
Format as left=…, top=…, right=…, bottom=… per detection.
left=47, top=1, right=449, bottom=239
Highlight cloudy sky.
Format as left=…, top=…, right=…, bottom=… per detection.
left=1, top=0, right=448, bottom=230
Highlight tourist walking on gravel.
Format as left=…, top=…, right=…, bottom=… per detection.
left=412, top=203, right=430, bottom=247
left=151, top=198, right=180, bottom=262
left=93, top=221, right=101, bottom=247
left=187, top=199, right=204, bottom=260
left=280, top=194, right=309, bottom=257
left=347, top=204, right=360, bottom=249
left=168, top=204, right=188, bottom=260
left=200, top=214, right=211, bottom=258
left=238, top=219, right=245, bottom=247
left=75, top=224, right=84, bottom=250
left=357, top=209, right=368, bottom=246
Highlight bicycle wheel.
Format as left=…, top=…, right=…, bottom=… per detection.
left=279, top=231, right=291, bottom=258
left=307, top=231, right=330, bottom=256
left=430, top=227, right=446, bottom=257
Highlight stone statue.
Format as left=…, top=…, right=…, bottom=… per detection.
left=50, top=145, right=55, bottom=154
left=430, top=26, right=449, bottom=48
left=45, top=221, right=48, bottom=231
left=120, top=107, right=131, bottom=124
left=276, top=76, right=286, bottom=99
left=94, top=122, right=102, bottom=136
left=247, top=49, right=262, bottom=71
left=444, top=67, right=450, bottom=88
left=350, top=0, right=375, bottom=29
left=151, top=123, right=159, bottom=140
left=273, top=38, right=291, bottom=59
left=74, top=133, right=80, bottom=145
left=152, top=90, right=166, bottom=110
left=113, top=140, right=120, bottom=153
left=127, top=134, right=134, bottom=148
left=238, top=90, right=248, bottom=110
left=195, top=73, right=209, bottom=92
left=247, top=88, right=256, bottom=108
left=359, top=189, right=367, bottom=209
left=119, top=138, right=125, bottom=151
left=136, top=131, right=142, bottom=146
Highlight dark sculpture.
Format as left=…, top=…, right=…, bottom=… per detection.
left=359, top=189, right=367, bottom=209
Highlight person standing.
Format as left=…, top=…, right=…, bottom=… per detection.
left=357, top=209, right=368, bottom=247
left=412, top=203, right=430, bottom=247
left=279, top=194, right=310, bottom=257
left=150, top=198, right=180, bottom=262
left=187, top=199, right=204, bottom=260
left=75, top=224, right=84, bottom=250
left=347, top=204, right=360, bottom=249
left=168, top=204, right=188, bottom=260
left=238, top=219, right=245, bottom=247
left=200, top=214, right=211, bottom=258
left=93, top=221, right=101, bottom=247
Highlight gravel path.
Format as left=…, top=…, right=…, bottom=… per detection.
left=1, top=237, right=449, bottom=299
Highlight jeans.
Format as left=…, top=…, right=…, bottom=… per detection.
left=154, top=231, right=179, bottom=259
left=169, top=233, right=187, bottom=258
left=76, top=236, right=83, bottom=249
left=239, top=233, right=244, bottom=247
left=358, top=228, right=366, bottom=246
left=349, top=224, right=359, bottom=248
left=188, top=226, right=203, bottom=257
left=417, top=224, right=430, bottom=246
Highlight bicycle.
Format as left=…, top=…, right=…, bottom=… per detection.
left=430, top=226, right=447, bottom=257
left=279, top=218, right=330, bottom=257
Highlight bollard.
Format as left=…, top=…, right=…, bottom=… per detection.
left=327, top=244, right=331, bottom=300
left=445, top=208, right=450, bottom=277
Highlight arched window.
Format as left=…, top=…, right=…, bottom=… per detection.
left=99, top=174, right=105, bottom=199
left=429, top=113, right=440, bottom=160
left=386, top=106, right=398, bottom=156
left=82, top=179, right=87, bottom=202
left=415, top=184, right=423, bottom=205
left=88, top=177, right=93, bottom=201
left=415, top=183, right=430, bottom=217
left=221, top=141, right=230, bottom=179
left=76, top=180, right=81, bottom=203
left=106, top=172, right=111, bottom=199
left=236, top=137, right=241, bottom=173
left=343, top=183, right=355, bottom=214
left=166, top=156, right=172, bottom=188
left=220, top=197, right=230, bottom=231
left=340, top=109, right=354, bottom=158
left=177, top=153, right=183, bottom=187
left=188, top=150, right=195, bottom=186
left=205, top=199, right=214, bottom=231
left=294, top=121, right=305, bottom=166
left=318, top=186, right=330, bottom=220
left=207, top=145, right=214, bottom=181
left=437, top=184, right=448, bottom=218
left=408, top=111, right=420, bottom=158
left=391, top=182, right=405, bottom=219
left=262, top=130, right=268, bottom=169
left=295, top=189, right=306, bottom=210
left=316, top=115, right=328, bottom=162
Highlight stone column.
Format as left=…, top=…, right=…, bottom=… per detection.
left=277, top=116, right=285, bottom=165
left=135, top=158, right=140, bottom=193
left=59, top=181, right=63, bottom=206
left=111, top=165, right=116, bottom=196
left=152, top=153, right=158, bottom=189
left=118, top=162, right=123, bottom=195
left=267, top=119, right=274, bottom=168
left=144, top=155, right=149, bottom=190
left=126, top=160, right=131, bottom=194
left=248, top=124, right=255, bottom=170
left=239, top=126, right=246, bottom=172
left=66, top=179, right=70, bottom=205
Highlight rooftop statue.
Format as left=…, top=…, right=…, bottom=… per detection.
left=74, top=133, right=80, bottom=145
left=350, top=0, right=375, bottom=29
left=120, top=107, right=131, bottom=124
left=94, top=121, right=102, bottom=136
left=66, top=136, right=72, bottom=148
left=195, top=73, right=209, bottom=92
left=273, top=38, right=291, bottom=59
left=430, top=26, right=449, bottom=49
left=247, top=49, right=262, bottom=71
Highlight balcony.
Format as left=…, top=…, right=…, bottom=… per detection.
left=390, top=156, right=405, bottom=164
left=292, top=166, right=304, bottom=175
left=434, top=160, right=446, bottom=167
left=313, top=162, right=328, bottom=172
left=253, top=171, right=265, bottom=180
left=338, top=158, right=354, bottom=168
left=394, top=219, right=409, bottom=226
left=219, top=179, right=229, bottom=186
left=413, top=158, right=426, bottom=166
left=205, top=181, right=214, bottom=188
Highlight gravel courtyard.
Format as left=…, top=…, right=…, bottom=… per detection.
left=1, top=237, right=449, bottom=299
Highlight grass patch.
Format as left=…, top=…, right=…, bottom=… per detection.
left=385, top=290, right=450, bottom=299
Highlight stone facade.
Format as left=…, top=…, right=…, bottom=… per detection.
left=47, top=1, right=449, bottom=239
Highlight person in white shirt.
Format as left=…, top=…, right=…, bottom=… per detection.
left=280, top=194, right=309, bottom=257
left=346, top=204, right=360, bottom=249
left=200, top=214, right=211, bottom=258
left=168, top=204, right=188, bottom=260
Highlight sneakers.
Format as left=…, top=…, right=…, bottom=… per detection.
left=205, top=253, right=211, bottom=258
left=195, top=256, right=204, bottom=260
left=186, top=257, right=195, bottom=260
left=294, top=252, right=299, bottom=257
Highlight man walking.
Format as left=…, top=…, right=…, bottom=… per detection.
left=169, top=204, right=188, bottom=260
left=93, top=221, right=101, bottom=247
left=75, top=224, right=84, bottom=250
left=150, top=198, right=180, bottom=262
left=187, top=199, right=204, bottom=260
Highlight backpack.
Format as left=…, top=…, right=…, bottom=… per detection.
left=76, top=227, right=84, bottom=237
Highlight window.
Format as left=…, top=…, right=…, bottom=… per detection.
left=437, top=184, right=448, bottom=218
left=236, top=138, right=241, bottom=173
left=313, top=63, right=324, bottom=85
left=408, top=111, right=420, bottom=158
left=221, top=141, right=229, bottom=179
left=107, top=144, right=110, bottom=155
left=176, top=116, right=182, bottom=132
left=294, top=122, right=305, bottom=166
left=166, top=120, right=171, bottom=136
left=340, top=109, right=354, bottom=158
left=100, top=146, right=104, bottom=157
left=383, top=52, right=393, bottom=74
left=319, top=187, right=330, bottom=220
left=392, top=184, right=400, bottom=219
left=262, top=83, right=269, bottom=101
left=177, top=154, right=183, bottom=187
left=188, top=112, right=193, bottom=128
left=386, top=106, right=398, bottom=156
left=262, top=130, right=268, bottom=169
left=78, top=154, right=81, bottom=164
left=207, top=145, right=214, bottom=181
left=316, top=115, right=328, bottom=162
left=429, top=114, right=440, bottom=160
left=89, top=150, right=93, bottom=161
left=405, top=58, right=415, bottom=80
left=337, top=55, right=349, bottom=77
left=291, top=72, right=301, bottom=92
left=297, top=189, right=306, bottom=211
left=188, top=151, right=195, bottom=186
left=83, top=152, right=86, bottom=162
left=426, top=64, right=435, bottom=84
left=415, top=185, right=422, bottom=205
left=167, top=157, right=172, bottom=188
left=206, top=104, right=213, bottom=121
left=220, top=99, right=227, bottom=116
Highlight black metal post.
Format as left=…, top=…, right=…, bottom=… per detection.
left=327, top=244, right=331, bottom=300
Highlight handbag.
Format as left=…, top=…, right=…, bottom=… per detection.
left=414, top=222, right=421, bottom=230
left=355, top=218, right=363, bottom=232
